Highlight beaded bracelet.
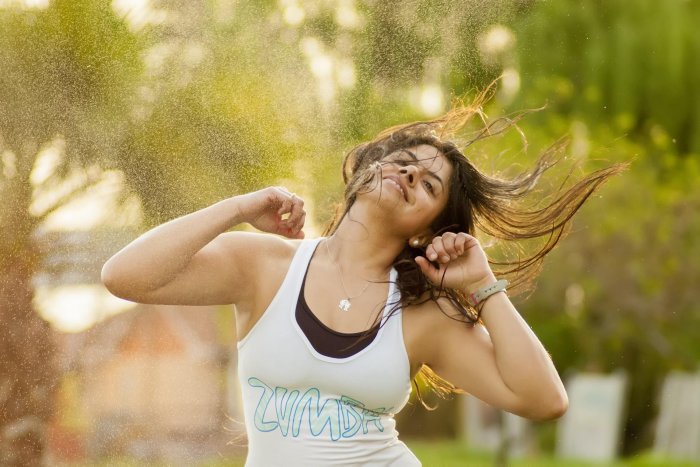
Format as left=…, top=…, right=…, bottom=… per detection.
left=466, top=279, right=509, bottom=308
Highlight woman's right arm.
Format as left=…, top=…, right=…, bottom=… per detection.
left=101, top=187, right=306, bottom=306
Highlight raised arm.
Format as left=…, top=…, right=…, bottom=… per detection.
left=101, top=187, right=306, bottom=306
left=415, top=232, right=568, bottom=421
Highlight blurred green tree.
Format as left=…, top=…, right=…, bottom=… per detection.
left=3, top=0, right=699, bottom=462
left=0, top=0, right=325, bottom=461
left=0, top=1, right=142, bottom=463
left=504, top=0, right=700, bottom=454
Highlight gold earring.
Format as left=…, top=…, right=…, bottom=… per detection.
left=411, top=239, right=421, bottom=247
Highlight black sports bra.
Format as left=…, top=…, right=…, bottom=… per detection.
left=296, top=264, right=380, bottom=358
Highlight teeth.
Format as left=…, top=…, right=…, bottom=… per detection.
left=385, top=179, right=404, bottom=198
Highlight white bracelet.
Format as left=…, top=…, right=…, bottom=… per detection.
left=467, top=279, right=509, bottom=307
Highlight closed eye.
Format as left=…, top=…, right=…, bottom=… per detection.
left=423, top=180, right=434, bottom=194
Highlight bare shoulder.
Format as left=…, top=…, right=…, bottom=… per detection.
left=225, top=231, right=303, bottom=339
left=218, top=230, right=299, bottom=262
left=216, top=230, right=302, bottom=291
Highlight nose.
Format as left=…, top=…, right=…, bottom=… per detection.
left=399, top=165, right=419, bottom=186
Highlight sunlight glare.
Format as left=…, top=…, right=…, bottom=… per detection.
left=0, top=0, right=49, bottom=9
left=51, top=174, right=140, bottom=231
left=30, top=138, right=64, bottom=186
left=281, top=0, right=305, bottom=26
left=500, top=66, right=521, bottom=103
left=479, top=24, right=515, bottom=59
left=335, top=0, right=361, bottom=30
left=420, top=84, right=444, bottom=117
left=1, top=150, right=16, bottom=178
left=337, top=59, right=356, bottom=89
left=112, top=0, right=167, bottom=32
left=34, top=284, right=136, bottom=333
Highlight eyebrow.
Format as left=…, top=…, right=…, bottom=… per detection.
left=399, top=149, right=445, bottom=191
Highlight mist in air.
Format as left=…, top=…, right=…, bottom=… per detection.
left=2, top=0, right=700, bottom=465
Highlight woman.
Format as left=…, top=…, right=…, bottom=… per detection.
left=102, top=88, right=623, bottom=466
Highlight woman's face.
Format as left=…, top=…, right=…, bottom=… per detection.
left=360, top=144, right=453, bottom=237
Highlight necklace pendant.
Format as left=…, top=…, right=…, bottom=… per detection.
left=338, top=298, right=351, bottom=312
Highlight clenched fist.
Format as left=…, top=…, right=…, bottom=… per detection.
left=235, top=187, right=306, bottom=239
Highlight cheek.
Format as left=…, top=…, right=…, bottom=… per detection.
left=411, top=198, right=444, bottom=228
left=425, top=197, right=449, bottom=226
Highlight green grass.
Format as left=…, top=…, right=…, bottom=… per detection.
left=404, top=440, right=698, bottom=467
left=74, top=441, right=698, bottom=467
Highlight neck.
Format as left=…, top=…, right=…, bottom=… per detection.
left=325, top=206, right=406, bottom=280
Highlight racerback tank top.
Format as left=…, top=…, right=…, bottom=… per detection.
left=295, top=248, right=380, bottom=358
left=237, top=237, right=419, bottom=466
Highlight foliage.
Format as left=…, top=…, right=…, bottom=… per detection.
left=513, top=0, right=700, bottom=154
left=501, top=0, right=700, bottom=454
left=113, top=0, right=330, bottom=225
left=2, top=0, right=700, bottom=462
left=290, top=0, right=524, bottom=223
left=0, top=1, right=143, bottom=462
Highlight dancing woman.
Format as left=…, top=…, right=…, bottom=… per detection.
left=102, top=88, right=623, bottom=466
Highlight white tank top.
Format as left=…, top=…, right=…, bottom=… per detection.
left=237, top=237, right=420, bottom=466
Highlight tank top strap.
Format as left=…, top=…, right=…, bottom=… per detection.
left=380, top=267, right=403, bottom=330
left=237, top=237, right=323, bottom=349
left=284, top=237, right=324, bottom=288
left=269, top=237, right=324, bottom=316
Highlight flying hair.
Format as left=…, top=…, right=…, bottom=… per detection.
left=324, top=79, right=628, bottom=407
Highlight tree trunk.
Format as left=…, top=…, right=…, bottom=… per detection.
left=0, top=265, right=57, bottom=465
left=0, top=170, right=58, bottom=465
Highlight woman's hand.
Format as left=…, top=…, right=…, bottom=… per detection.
left=414, top=232, right=495, bottom=293
left=235, top=187, right=306, bottom=239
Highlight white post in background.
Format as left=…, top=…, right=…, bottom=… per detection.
left=556, top=371, right=628, bottom=461
left=653, top=371, right=700, bottom=461
left=460, top=395, right=534, bottom=458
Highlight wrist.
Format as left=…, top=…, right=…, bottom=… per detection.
left=465, top=277, right=508, bottom=309
left=223, top=196, right=248, bottom=227
left=465, top=273, right=498, bottom=295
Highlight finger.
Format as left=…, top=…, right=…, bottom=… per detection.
left=462, top=234, right=480, bottom=251
left=415, top=256, right=439, bottom=283
left=282, top=223, right=305, bottom=239
left=277, top=194, right=300, bottom=222
left=290, top=212, right=306, bottom=235
left=276, top=186, right=292, bottom=196
left=455, top=233, right=468, bottom=255
left=277, top=196, right=293, bottom=217
left=430, top=237, right=450, bottom=264
left=441, top=232, right=458, bottom=259
left=425, top=244, right=437, bottom=262
left=286, top=195, right=305, bottom=226
left=280, top=208, right=306, bottom=238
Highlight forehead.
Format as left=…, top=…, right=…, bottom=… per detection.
left=388, top=144, right=452, bottom=177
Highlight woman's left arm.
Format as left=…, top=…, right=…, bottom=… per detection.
left=415, top=232, right=569, bottom=421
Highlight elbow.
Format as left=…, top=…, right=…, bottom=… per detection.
left=101, top=259, right=133, bottom=301
left=101, top=260, right=121, bottom=296
left=531, top=390, right=568, bottom=421
left=101, top=259, right=162, bottom=303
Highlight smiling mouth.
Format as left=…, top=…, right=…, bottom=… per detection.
left=383, top=178, right=407, bottom=201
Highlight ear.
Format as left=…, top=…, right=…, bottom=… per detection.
left=408, top=229, right=433, bottom=248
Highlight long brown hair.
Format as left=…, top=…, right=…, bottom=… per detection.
left=323, top=82, right=627, bottom=404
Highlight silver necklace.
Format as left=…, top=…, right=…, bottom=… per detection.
left=324, top=238, right=370, bottom=312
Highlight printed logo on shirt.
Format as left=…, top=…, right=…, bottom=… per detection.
left=248, top=377, right=391, bottom=441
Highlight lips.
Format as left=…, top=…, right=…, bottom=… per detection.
left=383, top=176, right=408, bottom=201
